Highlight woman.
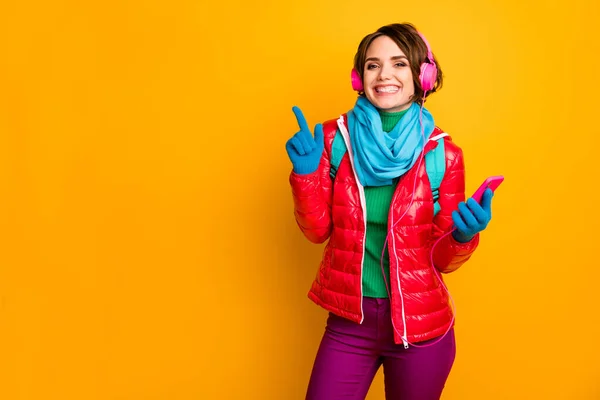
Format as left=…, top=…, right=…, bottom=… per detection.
left=285, top=23, right=495, bottom=400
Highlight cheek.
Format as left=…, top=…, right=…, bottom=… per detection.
left=362, top=73, right=376, bottom=93
left=405, top=70, right=415, bottom=84
left=404, top=76, right=416, bottom=93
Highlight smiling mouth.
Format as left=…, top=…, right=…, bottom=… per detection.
left=375, top=86, right=400, bottom=94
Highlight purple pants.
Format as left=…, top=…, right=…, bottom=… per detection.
left=305, top=298, right=456, bottom=400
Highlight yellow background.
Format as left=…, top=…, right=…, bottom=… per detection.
left=1, top=0, right=599, bottom=399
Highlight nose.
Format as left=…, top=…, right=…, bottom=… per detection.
left=378, top=63, right=393, bottom=80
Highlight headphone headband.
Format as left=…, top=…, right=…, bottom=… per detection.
left=417, top=32, right=434, bottom=64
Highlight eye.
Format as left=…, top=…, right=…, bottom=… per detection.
left=395, top=62, right=408, bottom=67
left=366, top=64, right=379, bottom=70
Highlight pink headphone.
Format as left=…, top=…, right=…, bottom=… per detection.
left=351, top=31, right=438, bottom=94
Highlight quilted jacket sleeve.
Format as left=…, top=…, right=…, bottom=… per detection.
left=288, top=121, right=336, bottom=244
left=430, top=139, right=480, bottom=273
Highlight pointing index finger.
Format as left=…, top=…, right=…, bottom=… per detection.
left=292, top=106, right=310, bottom=132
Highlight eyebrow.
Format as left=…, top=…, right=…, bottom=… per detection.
left=365, top=55, right=408, bottom=62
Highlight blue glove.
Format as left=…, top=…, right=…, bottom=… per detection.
left=451, top=188, right=494, bottom=243
left=285, top=106, right=324, bottom=175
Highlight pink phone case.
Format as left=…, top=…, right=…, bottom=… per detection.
left=471, top=175, right=504, bottom=204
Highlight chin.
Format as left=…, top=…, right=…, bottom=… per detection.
left=381, top=103, right=409, bottom=112
left=369, top=97, right=408, bottom=112
left=374, top=100, right=396, bottom=110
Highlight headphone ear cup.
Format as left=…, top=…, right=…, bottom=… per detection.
left=419, top=62, right=437, bottom=93
left=351, top=69, right=363, bottom=92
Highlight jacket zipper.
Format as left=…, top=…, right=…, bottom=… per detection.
left=388, top=136, right=448, bottom=348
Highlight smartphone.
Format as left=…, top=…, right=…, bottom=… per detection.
left=471, top=175, right=504, bottom=204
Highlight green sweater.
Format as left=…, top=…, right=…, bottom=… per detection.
left=362, top=109, right=408, bottom=298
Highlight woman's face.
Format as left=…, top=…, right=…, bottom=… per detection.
left=362, top=35, right=415, bottom=112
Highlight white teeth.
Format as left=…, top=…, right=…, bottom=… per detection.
left=376, top=86, right=399, bottom=93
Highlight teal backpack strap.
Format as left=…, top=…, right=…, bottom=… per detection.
left=425, top=135, right=447, bottom=216
left=329, top=129, right=347, bottom=180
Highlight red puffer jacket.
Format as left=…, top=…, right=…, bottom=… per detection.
left=289, top=114, right=480, bottom=346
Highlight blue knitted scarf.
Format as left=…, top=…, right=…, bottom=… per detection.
left=347, top=96, right=435, bottom=187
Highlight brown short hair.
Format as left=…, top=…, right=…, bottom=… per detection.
left=353, top=23, right=443, bottom=104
